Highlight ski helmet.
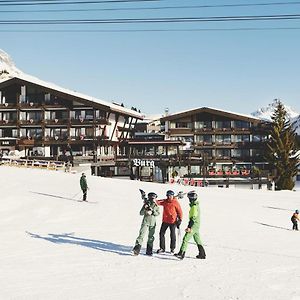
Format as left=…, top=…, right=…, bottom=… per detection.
left=296, top=210, right=299, bottom=214
left=166, top=190, right=175, bottom=197
left=187, top=191, right=198, bottom=202
left=148, top=192, right=157, bottom=200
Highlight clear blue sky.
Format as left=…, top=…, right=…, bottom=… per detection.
left=1, top=0, right=300, bottom=115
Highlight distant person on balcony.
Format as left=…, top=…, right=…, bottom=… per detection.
left=156, top=190, right=183, bottom=254
left=80, top=173, right=88, bottom=201
left=291, top=210, right=300, bottom=231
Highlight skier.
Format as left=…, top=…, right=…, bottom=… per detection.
left=291, top=209, right=300, bottom=231
left=175, top=191, right=206, bottom=260
left=132, top=192, right=160, bottom=256
left=80, top=173, right=88, bottom=201
left=156, top=190, right=183, bottom=254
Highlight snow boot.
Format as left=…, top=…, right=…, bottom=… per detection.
left=156, top=248, right=165, bottom=254
left=132, top=244, right=141, bottom=256
left=196, top=244, right=206, bottom=259
left=146, top=244, right=153, bottom=256
left=174, top=251, right=185, bottom=260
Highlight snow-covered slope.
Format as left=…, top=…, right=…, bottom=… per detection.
left=0, top=166, right=299, bottom=300
left=0, top=49, right=23, bottom=79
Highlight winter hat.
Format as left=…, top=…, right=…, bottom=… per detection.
left=296, top=210, right=299, bottom=214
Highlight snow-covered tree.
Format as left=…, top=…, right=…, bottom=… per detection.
left=265, top=100, right=299, bottom=190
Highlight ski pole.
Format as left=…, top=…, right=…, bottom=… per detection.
left=71, top=190, right=81, bottom=199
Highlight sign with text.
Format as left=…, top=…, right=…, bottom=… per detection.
left=133, top=159, right=155, bottom=168
left=0, top=140, right=16, bottom=146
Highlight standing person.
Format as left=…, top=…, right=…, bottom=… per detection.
left=80, top=173, right=88, bottom=202
left=291, top=210, right=300, bottom=231
left=156, top=190, right=183, bottom=254
left=175, top=191, right=206, bottom=260
left=132, top=192, right=160, bottom=256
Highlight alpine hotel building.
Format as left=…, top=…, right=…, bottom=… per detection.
left=0, top=74, right=143, bottom=160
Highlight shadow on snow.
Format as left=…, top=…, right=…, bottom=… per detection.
left=26, top=231, right=178, bottom=260
left=30, top=191, right=80, bottom=202
left=255, top=221, right=291, bottom=231
left=263, top=206, right=293, bottom=212
left=26, top=231, right=132, bottom=256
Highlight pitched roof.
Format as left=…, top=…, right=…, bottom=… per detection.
left=160, top=106, right=263, bottom=122
left=0, top=74, right=143, bottom=119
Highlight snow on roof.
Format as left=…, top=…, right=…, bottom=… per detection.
left=0, top=73, right=143, bottom=119
left=161, top=106, right=262, bottom=121
left=0, top=49, right=143, bottom=119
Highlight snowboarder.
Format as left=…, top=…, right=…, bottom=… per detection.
left=175, top=191, right=206, bottom=260
left=132, top=192, right=160, bottom=256
left=80, top=173, right=88, bottom=201
left=291, top=209, right=300, bottom=231
left=156, top=190, right=183, bottom=254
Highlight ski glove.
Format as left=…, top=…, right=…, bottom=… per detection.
left=176, top=219, right=182, bottom=229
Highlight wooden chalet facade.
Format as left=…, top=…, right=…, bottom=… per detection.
left=160, top=107, right=272, bottom=179
left=0, top=75, right=143, bottom=162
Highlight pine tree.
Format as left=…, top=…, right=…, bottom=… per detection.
left=265, top=100, right=299, bottom=190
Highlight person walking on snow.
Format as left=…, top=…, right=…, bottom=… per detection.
left=291, top=210, right=300, bottom=231
left=175, top=191, right=206, bottom=260
left=80, top=173, right=88, bottom=201
left=156, top=190, right=183, bottom=254
left=132, top=192, right=160, bottom=256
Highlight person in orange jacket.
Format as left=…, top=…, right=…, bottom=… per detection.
left=291, top=210, right=300, bottom=231
left=156, top=190, right=183, bottom=253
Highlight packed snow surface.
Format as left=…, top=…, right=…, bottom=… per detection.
left=0, top=166, right=299, bottom=300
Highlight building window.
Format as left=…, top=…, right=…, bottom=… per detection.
left=215, top=134, right=231, bottom=144
left=234, top=120, right=250, bottom=129
left=235, top=135, right=250, bottom=142
left=215, top=120, right=231, bottom=129
left=195, top=121, right=212, bottom=129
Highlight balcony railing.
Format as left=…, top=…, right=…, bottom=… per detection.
left=71, top=118, right=94, bottom=125
left=19, top=119, right=42, bottom=126
left=44, top=119, right=69, bottom=125
left=0, top=120, right=16, bottom=126
left=0, top=103, right=17, bottom=109
left=19, top=102, right=42, bottom=109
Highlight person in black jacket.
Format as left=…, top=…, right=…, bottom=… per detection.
left=291, top=210, right=300, bottom=230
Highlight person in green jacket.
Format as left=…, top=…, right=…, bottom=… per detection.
left=132, top=192, right=160, bottom=256
left=175, top=190, right=206, bottom=260
left=80, top=173, right=88, bottom=201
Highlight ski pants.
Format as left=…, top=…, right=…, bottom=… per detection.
left=292, top=219, right=298, bottom=230
left=82, top=189, right=87, bottom=201
left=135, top=223, right=156, bottom=247
left=159, top=222, right=177, bottom=251
left=180, top=228, right=202, bottom=252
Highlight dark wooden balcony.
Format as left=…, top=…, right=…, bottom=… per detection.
left=19, top=103, right=42, bottom=110
left=44, top=119, right=69, bottom=126
left=70, top=118, right=94, bottom=125
left=0, top=120, right=16, bottom=126
left=0, top=103, right=17, bottom=110
left=19, top=119, right=42, bottom=126
left=168, top=128, right=193, bottom=135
